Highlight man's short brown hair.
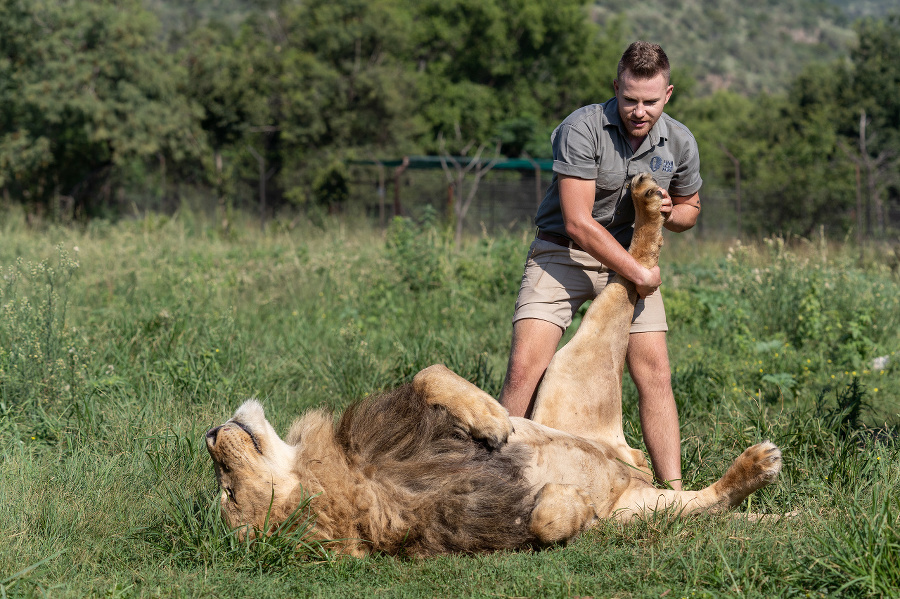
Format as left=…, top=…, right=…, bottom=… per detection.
left=617, top=41, right=670, bottom=82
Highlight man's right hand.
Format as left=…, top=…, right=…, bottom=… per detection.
left=635, top=265, right=661, bottom=298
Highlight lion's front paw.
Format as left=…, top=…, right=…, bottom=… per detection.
left=414, top=364, right=513, bottom=449
left=464, top=396, right=513, bottom=450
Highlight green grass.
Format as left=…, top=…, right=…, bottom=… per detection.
left=1, top=206, right=898, bottom=598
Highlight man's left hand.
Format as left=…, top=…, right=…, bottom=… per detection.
left=663, top=191, right=701, bottom=232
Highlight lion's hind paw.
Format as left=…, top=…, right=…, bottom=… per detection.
left=630, top=173, right=665, bottom=222
left=718, top=441, right=782, bottom=507
left=742, top=440, right=783, bottom=485
left=529, top=484, right=597, bottom=545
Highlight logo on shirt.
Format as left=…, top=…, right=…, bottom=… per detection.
left=649, top=156, right=673, bottom=173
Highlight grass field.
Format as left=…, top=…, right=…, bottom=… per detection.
left=1, top=207, right=898, bottom=598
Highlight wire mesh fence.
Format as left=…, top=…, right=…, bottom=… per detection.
left=349, top=168, right=748, bottom=240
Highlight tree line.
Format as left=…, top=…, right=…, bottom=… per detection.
left=1, top=0, right=898, bottom=238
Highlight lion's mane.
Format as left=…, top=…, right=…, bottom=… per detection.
left=284, top=383, right=537, bottom=556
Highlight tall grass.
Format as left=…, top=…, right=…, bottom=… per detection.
left=0, top=209, right=897, bottom=597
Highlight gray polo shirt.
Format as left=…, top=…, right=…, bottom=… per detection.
left=534, top=98, right=702, bottom=248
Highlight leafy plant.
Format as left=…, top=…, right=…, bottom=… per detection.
left=0, top=246, right=87, bottom=417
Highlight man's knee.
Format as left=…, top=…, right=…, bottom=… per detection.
left=627, top=333, right=669, bottom=367
left=627, top=333, right=673, bottom=395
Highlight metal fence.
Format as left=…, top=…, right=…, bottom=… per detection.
left=349, top=168, right=747, bottom=239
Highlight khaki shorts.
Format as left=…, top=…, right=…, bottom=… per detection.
left=512, top=238, right=668, bottom=333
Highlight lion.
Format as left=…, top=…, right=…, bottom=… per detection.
left=205, top=173, right=782, bottom=557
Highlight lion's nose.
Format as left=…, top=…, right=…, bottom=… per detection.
left=206, top=426, right=222, bottom=447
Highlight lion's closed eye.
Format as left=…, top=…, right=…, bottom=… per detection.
left=233, top=421, right=263, bottom=455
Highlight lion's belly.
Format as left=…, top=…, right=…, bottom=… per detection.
left=506, top=417, right=651, bottom=518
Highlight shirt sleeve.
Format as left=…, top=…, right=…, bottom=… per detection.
left=670, top=135, right=703, bottom=197
left=551, top=123, right=599, bottom=180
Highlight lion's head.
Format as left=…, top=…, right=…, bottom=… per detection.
left=205, top=400, right=301, bottom=533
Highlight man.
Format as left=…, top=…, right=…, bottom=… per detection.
left=498, top=41, right=702, bottom=491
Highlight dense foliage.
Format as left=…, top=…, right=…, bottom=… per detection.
left=1, top=0, right=899, bottom=236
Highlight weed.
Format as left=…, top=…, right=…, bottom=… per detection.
left=807, top=483, right=900, bottom=597
left=0, top=246, right=86, bottom=416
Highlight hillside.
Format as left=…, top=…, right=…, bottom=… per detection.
left=592, top=0, right=896, bottom=95
left=145, top=0, right=897, bottom=97
left=830, top=0, right=899, bottom=18
left=143, top=0, right=252, bottom=34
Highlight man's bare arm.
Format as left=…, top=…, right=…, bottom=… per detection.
left=558, top=175, right=661, bottom=297
left=661, top=191, right=701, bottom=232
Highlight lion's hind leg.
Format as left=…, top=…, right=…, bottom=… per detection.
left=412, top=364, right=512, bottom=449
left=613, top=441, right=783, bottom=519
left=528, top=483, right=597, bottom=545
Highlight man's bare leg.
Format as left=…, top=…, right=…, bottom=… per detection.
left=626, top=331, right=682, bottom=491
left=499, top=318, right=563, bottom=418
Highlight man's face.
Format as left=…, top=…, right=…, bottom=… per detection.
left=613, top=70, right=673, bottom=143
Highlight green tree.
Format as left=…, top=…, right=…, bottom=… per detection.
left=745, top=63, right=856, bottom=236
left=412, top=0, right=624, bottom=153
left=169, top=0, right=628, bottom=208
left=676, top=62, right=856, bottom=237
left=0, top=0, right=202, bottom=216
left=851, top=15, right=900, bottom=151
left=235, top=0, right=424, bottom=204
left=848, top=15, right=900, bottom=234
left=176, top=19, right=271, bottom=211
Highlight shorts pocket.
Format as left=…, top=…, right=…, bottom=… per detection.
left=526, top=253, right=579, bottom=299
